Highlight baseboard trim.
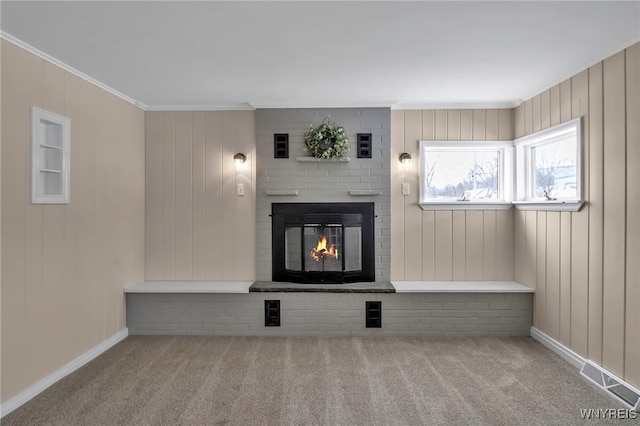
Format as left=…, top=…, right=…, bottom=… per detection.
left=530, top=327, right=585, bottom=369
left=0, top=328, right=129, bottom=418
left=531, top=327, right=640, bottom=411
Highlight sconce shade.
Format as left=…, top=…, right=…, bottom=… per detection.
left=234, top=152, right=247, bottom=170
left=399, top=152, right=412, bottom=164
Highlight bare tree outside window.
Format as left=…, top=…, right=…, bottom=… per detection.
left=532, top=138, right=577, bottom=199
left=425, top=151, right=499, bottom=200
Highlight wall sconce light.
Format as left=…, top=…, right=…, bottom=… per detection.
left=234, top=152, right=246, bottom=171
left=399, top=152, right=412, bottom=169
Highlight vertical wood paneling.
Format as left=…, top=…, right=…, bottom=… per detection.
left=524, top=211, right=538, bottom=323
left=540, top=91, right=551, bottom=130
left=3, top=41, right=145, bottom=401
left=42, top=61, right=67, bottom=364
left=498, top=109, right=512, bottom=141
left=546, top=212, right=561, bottom=340
left=394, top=108, right=513, bottom=284
left=434, top=110, right=447, bottom=140
left=560, top=80, right=572, bottom=123
left=390, top=111, right=405, bottom=280
left=452, top=211, right=466, bottom=280
left=234, top=111, right=255, bottom=280
left=472, top=110, right=486, bottom=140
left=513, top=210, right=525, bottom=283
left=161, top=112, right=176, bottom=279
left=602, top=51, right=626, bottom=377
left=434, top=211, right=453, bottom=281
left=145, top=112, right=163, bottom=279
left=205, top=112, right=223, bottom=280
left=496, top=210, right=514, bottom=281
left=174, top=112, right=193, bottom=280
left=560, top=212, right=572, bottom=345
left=485, top=109, right=499, bottom=140
left=403, top=111, right=422, bottom=280
left=447, top=110, right=460, bottom=140
left=71, top=76, right=97, bottom=355
left=536, top=213, right=547, bottom=332
left=508, top=44, right=639, bottom=388
left=570, top=69, right=590, bottom=356
left=460, top=110, right=473, bottom=140
left=588, top=62, right=605, bottom=364
left=4, top=44, right=42, bottom=391
left=65, top=74, right=93, bottom=358
left=465, top=211, right=484, bottom=281
left=514, top=105, right=525, bottom=139
left=421, top=211, right=435, bottom=281
left=549, top=85, right=561, bottom=126
left=532, top=95, right=541, bottom=132
left=524, top=100, right=533, bottom=136
left=483, top=211, right=496, bottom=280
left=421, top=110, right=435, bottom=140
left=191, top=112, right=206, bottom=280
left=221, top=111, right=236, bottom=281
left=625, top=42, right=640, bottom=386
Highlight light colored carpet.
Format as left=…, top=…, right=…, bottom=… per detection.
left=1, top=336, right=623, bottom=425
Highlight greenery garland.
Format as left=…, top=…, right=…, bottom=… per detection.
left=304, top=118, right=349, bottom=159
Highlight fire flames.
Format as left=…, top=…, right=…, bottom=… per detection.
left=309, top=236, right=339, bottom=261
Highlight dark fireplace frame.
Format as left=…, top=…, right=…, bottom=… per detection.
left=271, top=202, right=375, bottom=284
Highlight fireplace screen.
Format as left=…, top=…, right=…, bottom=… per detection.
left=273, top=203, right=374, bottom=283
left=284, top=223, right=362, bottom=273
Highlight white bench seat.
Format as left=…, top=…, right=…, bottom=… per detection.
left=391, top=281, right=534, bottom=293
left=125, top=281, right=253, bottom=294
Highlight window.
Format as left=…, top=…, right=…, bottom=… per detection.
left=514, top=118, right=584, bottom=211
left=31, top=107, right=71, bottom=204
left=419, top=141, right=513, bottom=210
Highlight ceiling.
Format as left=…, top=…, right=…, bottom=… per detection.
left=2, top=1, right=639, bottom=110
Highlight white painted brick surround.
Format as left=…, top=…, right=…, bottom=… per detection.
left=127, top=293, right=533, bottom=336
left=256, top=108, right=391, bottom=281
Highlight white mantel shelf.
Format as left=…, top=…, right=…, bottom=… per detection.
left=296, top=157, right=350, bottom=162
left=391, top=281, right=534, bottom=293
left=125, top=281, right=252, bottom=294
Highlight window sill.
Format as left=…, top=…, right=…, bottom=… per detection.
left=419, top=201, right=513, bottom=211
left=512, top=200, right=585, bottom=212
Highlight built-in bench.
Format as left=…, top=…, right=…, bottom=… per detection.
left=125, top=280, right=533, bottom=336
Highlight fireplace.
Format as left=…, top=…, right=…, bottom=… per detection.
left=272, top=203, right=375, bottom=283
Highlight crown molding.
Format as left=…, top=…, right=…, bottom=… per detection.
left=1, top=31, right=147, bottom=110
left=144, top=103, right=255, bottom=111
left=391, top=100, right=522, bottom=110
left=249, top=101, right=396, bottom=109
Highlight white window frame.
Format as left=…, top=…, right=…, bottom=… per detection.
left=513, top=118, right=584, bottom=212
left=31, top=107, right=71, bottom=204
left=418, top=141, right=513, bottom=211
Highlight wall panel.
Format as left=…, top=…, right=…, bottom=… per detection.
left=514, top=42, right=639, bottom=388
left=1, top=40, right=145, bottom=403
left=587, top=61, right=604, bottom=365
left=174, top=112, right=193, bottom=280
left=390, top=111, right=405, bottom=280
left=624, top=42, right=640, bottom=386
left=392, top=108, right=514, bottom=282
left=145, top=110, right=256, bottom=282
left=403, top=110, right=423, bottom=280
left=601, top=51, right=626, bottom=377
left=145, top=112, right=163, bottom=279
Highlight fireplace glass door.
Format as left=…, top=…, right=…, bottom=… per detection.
left=284, top=223, right=362, bottom=274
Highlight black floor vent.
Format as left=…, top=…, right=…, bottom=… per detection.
left=366, top=301, right=382, bottom=328
left=265, top=300, right=281, bottom=327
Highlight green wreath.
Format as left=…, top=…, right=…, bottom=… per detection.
left=304, top=118, right=349, bottom=159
